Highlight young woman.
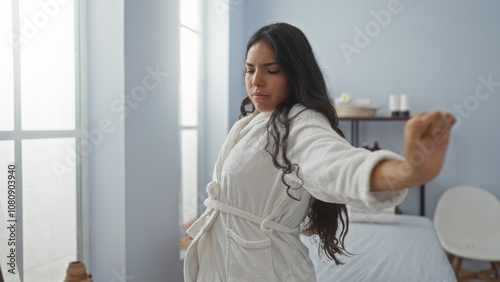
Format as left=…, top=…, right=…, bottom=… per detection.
left=184, top=23, right=455, bottom=281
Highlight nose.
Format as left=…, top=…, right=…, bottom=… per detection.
left=252, top=70, right=263, bottom=87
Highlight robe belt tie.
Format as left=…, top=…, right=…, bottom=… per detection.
left=204, top=198, right=299, bottom=235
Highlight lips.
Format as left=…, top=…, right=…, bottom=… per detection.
left=252, top=91, right=270, bottom=100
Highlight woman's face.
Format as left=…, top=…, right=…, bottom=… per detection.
left=245, top=40, right=291, bottom=113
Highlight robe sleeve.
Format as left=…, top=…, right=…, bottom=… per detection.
left=286, top=107, right=408, bottom=212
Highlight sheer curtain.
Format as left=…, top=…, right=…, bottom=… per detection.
left=0, top=1, right=83, bottom=281
left=179, top=0, right=203, bottom=257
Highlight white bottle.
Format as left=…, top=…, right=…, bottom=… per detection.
left=400, top=94, right=410, bottom=116
left=389, top=94, right=400, bottom=117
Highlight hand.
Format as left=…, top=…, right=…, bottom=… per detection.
left=402, top=111, right=456, bottom=186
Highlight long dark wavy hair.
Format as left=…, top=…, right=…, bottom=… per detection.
left=240, top=23, right=350, bottom=265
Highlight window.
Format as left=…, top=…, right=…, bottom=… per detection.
left=0, top=0, right=85, bottom=280
left=179, top=0, right=203, bottom=241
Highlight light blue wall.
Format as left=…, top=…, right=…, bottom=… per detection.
left=124, top=0, right=183, bottom=281
left=87, top=0, right=126, bottom=278
left=88, top=0, right=183, bottom=280
left=221, top=0, right=500, bottom=217
left=228, top=1, right=248, bottom=125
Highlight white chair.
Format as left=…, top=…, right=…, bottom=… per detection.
left=434, top=186, right=500, bottom=281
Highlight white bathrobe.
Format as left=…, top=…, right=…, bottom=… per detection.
left=184, top=104, right=408, bottom=282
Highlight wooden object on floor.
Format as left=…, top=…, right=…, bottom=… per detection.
left=64, top=261, right=93, bottom=282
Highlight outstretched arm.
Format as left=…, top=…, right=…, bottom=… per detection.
left=370, top=112, right=456, bottom=192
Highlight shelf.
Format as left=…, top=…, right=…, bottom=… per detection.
left=338, top=115, right=426, bottom=216
left=339, top=116, right=411, bottom=121
left=339, top=117, right=409, bottom=147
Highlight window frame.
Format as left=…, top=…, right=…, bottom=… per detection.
left=0, top=0, right=88, bottom=279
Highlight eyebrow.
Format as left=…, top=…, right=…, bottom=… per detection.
left=245, top=62, right=279, bottom=67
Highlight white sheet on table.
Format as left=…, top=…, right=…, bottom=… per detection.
left=347, top=206, right=395, bottom=223
left=301, top=215, right=456, bottom=282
